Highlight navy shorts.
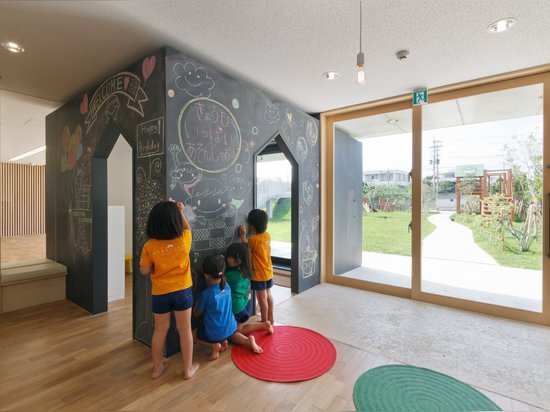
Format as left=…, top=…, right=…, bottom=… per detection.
left=251, top=279, right=273, bottom=291
left=234, top=307, right=250, bottom=324
left=152, top=287, right=193, bottom=314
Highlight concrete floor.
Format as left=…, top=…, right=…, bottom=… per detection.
left=275, top=283, right=550, bottom=410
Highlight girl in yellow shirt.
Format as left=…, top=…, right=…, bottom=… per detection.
left=140, top=200, right=199, bottom=380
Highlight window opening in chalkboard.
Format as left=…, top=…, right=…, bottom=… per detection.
left=255, top=140, right=294, bottom=275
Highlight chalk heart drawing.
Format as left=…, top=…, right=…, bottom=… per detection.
left=142, top=55, right=156, bottom=82
left=80, top=94, right=88, bottom=115
left=286, top=110, right=293, bottom=124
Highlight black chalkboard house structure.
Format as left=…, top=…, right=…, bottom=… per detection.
left=46, top=46, right=320, bottom=353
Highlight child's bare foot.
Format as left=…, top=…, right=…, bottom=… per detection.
left=210, top=343, right=222, bottom=360
left=183, top=362, right=200, bottom=380
left=220, top=340, right=229, bottom=352
left=246, top=335, right=263, bottom=354
left=265, top=321, right=274, bottom=335
left=151, top=361, right=168, bottom=379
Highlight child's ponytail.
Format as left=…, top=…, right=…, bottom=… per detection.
left=226, top=242, right=252, bottom=278
left=203, top=254, right=227, bottom=289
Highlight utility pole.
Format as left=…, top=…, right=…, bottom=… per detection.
left=429, top=138, right=442, bottom=204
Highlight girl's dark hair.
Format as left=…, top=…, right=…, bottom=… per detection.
left=226, top=242, right=252, bottom=278
left=247, top=209, right=268, bottom=234
left=203, top=255, right=227, bottom=290
left=146, top=201, right=184, bottom=240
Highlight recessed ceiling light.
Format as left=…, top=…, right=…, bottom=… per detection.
left=2, top=41, right=25, bottom=53
left=386, top=119, right=398, bottom=124
left=322, top=71, right=340, bottom=80
left=487, top=18, right=516, bottom=33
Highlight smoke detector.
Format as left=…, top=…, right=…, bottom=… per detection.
left=396, top=50, right=410, bottom=60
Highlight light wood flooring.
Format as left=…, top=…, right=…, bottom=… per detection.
left=0, top=274, right=543, bottom=410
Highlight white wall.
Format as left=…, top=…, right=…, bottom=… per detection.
left=0, top=90, right=60, bottom=165
left=107, top=206, right=125, bottom=301
left=107, top=136, right=132, bottom=256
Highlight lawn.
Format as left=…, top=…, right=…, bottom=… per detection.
left=268, top=213, right=292, bottom=242
left=363, top=211, right=436, bottom=256
left=268, top=210, right=436, bottom=256
left=452, top=213, right=542, bottom=270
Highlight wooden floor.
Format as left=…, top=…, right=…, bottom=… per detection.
left=0, top=274, right=386, bottom=411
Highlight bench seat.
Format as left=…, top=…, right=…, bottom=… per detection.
left=0, top=259, right=67, bottom=314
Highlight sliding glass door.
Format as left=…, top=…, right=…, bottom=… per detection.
left=420, top=84, right=543, bottom=312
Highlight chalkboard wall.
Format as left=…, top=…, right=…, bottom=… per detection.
left=46, top=46, right=319, bottom=354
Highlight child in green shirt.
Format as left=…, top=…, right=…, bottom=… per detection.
left=225, top=242, right=273, bottom=336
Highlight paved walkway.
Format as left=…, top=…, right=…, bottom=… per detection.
left=344, top=211, right=543, bottom=311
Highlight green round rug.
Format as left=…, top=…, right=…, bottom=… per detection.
left=353, top=365, right=501, bottom=411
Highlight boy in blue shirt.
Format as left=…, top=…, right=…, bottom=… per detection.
left=194, top=255, right=263, bottom=360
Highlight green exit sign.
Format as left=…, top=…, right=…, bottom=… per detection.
left=413, top=89, right=428, bottom=105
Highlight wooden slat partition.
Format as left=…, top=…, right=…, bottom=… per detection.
left=0, top=162, right=45, bottom=236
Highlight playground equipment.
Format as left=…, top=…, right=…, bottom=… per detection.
left=455, top=168, right=513, bottom=216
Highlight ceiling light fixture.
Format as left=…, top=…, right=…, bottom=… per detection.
left=2, top=41, right=25, bottom=53
left=322, top=71, right=341, bottom=80
left=386, top=119, right=398, bottom=124
left=487, top=17, right=516, bottom=33
left=9, top=145, right=46, bottom=162
left=356, top=1, right=366, bottom=85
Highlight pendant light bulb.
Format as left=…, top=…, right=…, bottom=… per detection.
left=356, top=51, right=366, bottom=85
left=356, top=1, right=366, bottom=85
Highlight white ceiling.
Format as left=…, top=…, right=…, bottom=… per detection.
left=1, top=0, right=549, bottom=164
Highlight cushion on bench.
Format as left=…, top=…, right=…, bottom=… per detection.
left=1, top=258, right=53, bottom=270
left=0, top=261, right=67, bottom=285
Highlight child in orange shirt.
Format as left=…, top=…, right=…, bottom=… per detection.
left=239, top=209, right=274, bottom=325
left=140, top=200, right=199, bottom=380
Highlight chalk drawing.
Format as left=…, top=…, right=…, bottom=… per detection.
left=105, top=95, right=120, bottom=122
left=251, top=126, right=258, bottom=135
left=186, top=178, right=237, bottom=251
left=173, top=61, right=215, bottom=98
left=135, top=157, right=163, bottom=250
left=235, top=163, right=242, bottom=174
left=296, top=136, right=308, bottom=161
left=265, top=104, right=280, bottom=124
left=302, top=181, right=313, bottom=206
left=241, top=140, right=252, bottom=165
left=142, top=55, right=156, bottom=82
left=280, top=122, right=294, bottom=145
left=168, top=89, right=175, bottom=98
left=285, top=108, right=294, bottom=125
left=224, top=174, right=251, bottom=211
left=84, top=71, right=148, bottom=133
left=306, top=118, right=318, bottom=146
left=137, top=117, right=164, bottom=158
left=80, top=94, right=88, bottom=115
left=168, top=143, right=203, bottom=195
left=60, top=125, right=83, bottom=172
left=178, top=98, right=241, bottom=173
left=232, top=98, right=239, bottom=109
left=300, top=220, right=318, bottom=278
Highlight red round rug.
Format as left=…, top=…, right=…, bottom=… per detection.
left=231, top=325, right=337, bottom=382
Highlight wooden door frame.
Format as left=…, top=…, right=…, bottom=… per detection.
left=321, top=64, right=550, bottom=325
